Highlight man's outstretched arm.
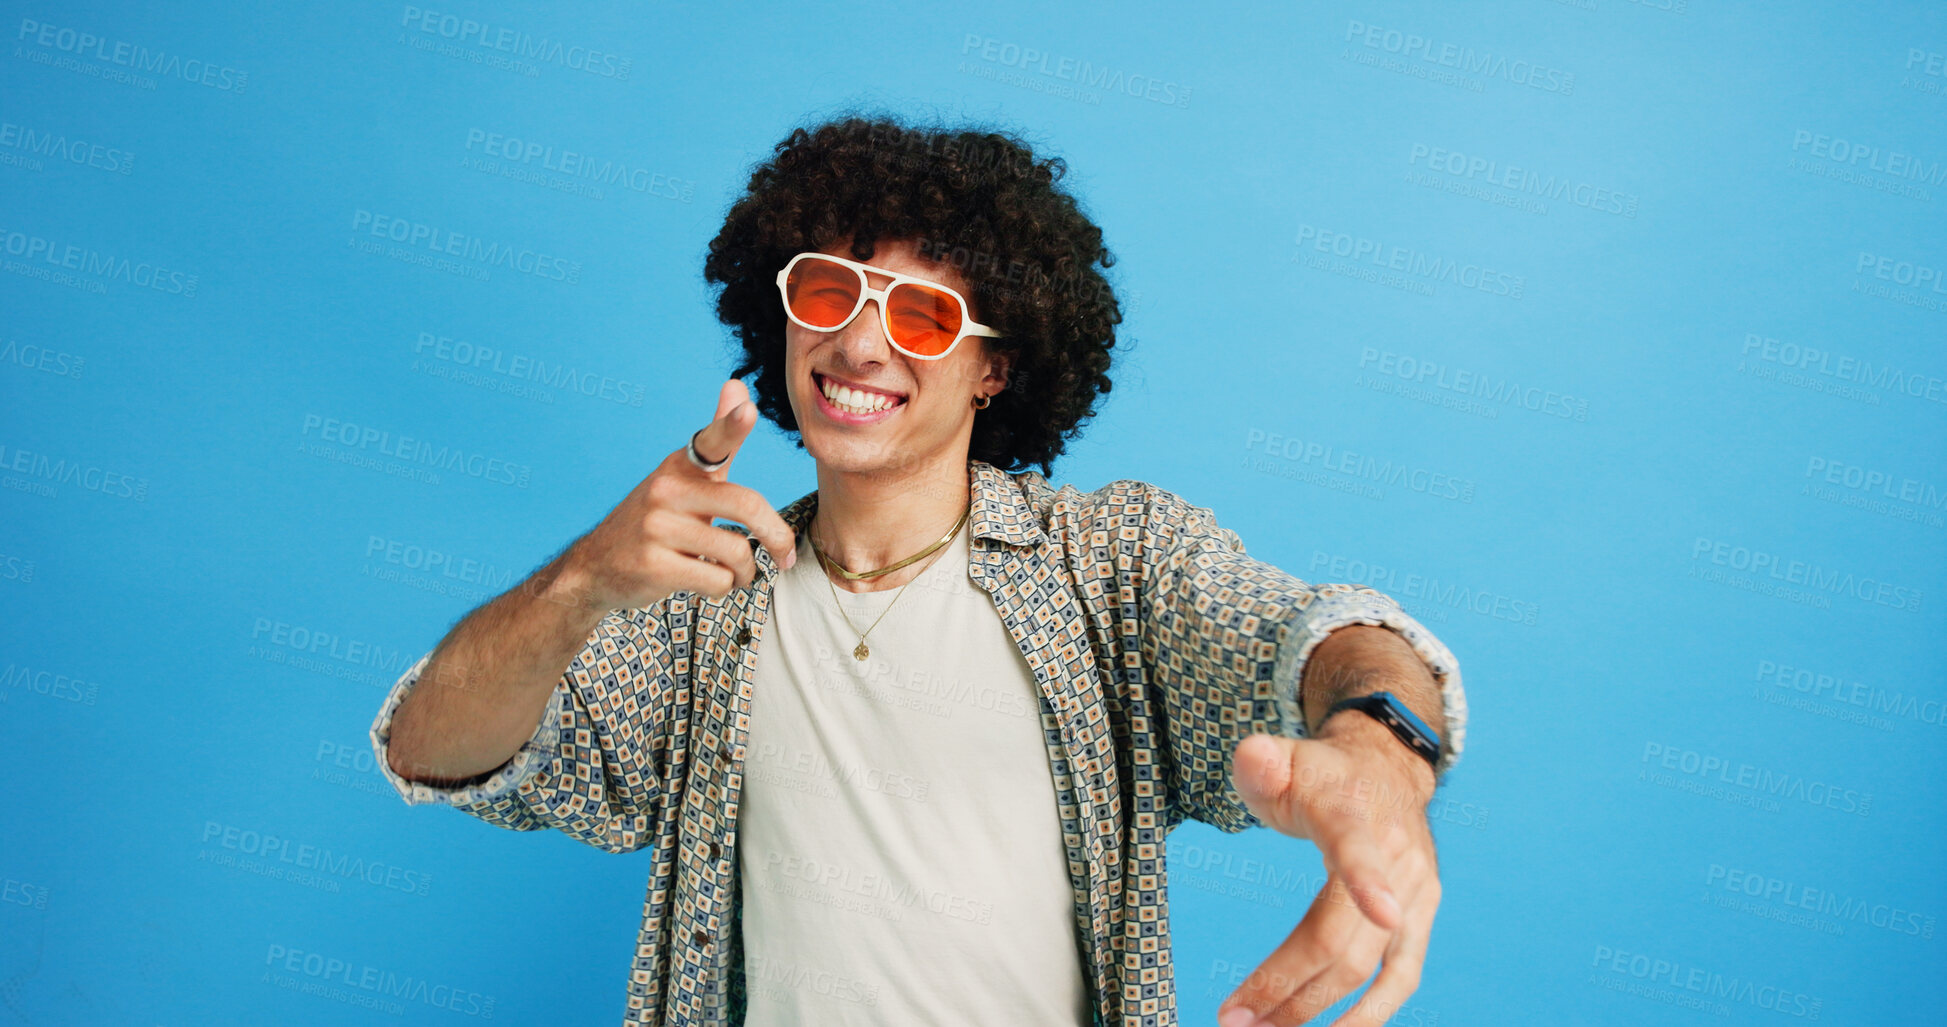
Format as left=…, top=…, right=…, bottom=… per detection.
left=1218, top=624, right=1451, bottom=1027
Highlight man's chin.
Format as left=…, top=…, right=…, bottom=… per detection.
left=806, top=435, right=929, bottom=478
left=806, top=433, right=889, bottom=467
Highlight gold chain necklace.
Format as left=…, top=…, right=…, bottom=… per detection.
left=811, top=503, right=971, bottom=580
left=807, top=505, right=970, bottom=661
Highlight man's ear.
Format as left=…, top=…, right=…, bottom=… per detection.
left=986, top=350, right=1014, bottom=392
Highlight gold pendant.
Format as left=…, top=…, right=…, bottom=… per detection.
left=853, top=641, right=870, bottom=661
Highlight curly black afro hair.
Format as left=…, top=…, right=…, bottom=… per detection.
left=702, top=113, right=1122, bottom=476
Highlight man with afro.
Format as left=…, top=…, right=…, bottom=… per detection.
left=374, top=114, right=1468, bottom=1027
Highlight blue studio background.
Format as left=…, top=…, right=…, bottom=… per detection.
left=4, top=1, right=1944, bottom=1024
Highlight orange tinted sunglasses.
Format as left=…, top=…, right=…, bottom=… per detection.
left=775, top=252, right=1001, bottom=360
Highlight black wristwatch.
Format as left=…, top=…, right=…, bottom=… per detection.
left=1314, top=691, right=1443, bottom=770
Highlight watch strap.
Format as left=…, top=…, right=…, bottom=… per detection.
left=1316, top=691, right=1443, bottom=769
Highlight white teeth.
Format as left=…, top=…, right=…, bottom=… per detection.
left=821, top=377, right=898, bottom=415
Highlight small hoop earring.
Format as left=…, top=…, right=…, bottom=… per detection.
left=971, top=394, right=991, bottom=410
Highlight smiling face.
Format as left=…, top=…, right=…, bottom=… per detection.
left=783, top=237, right=1009, bottom=478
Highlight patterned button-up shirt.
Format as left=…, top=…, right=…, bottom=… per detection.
left=370, top=459, right=1467, bottom=1027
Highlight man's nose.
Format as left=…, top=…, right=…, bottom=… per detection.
left=832, top=297, right=893, bottom=363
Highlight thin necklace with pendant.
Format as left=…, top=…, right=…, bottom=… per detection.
left=807, top=504, right=970, bottom=661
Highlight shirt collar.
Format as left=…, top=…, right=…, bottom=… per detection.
left=776, top=459, right=1046, bottom=551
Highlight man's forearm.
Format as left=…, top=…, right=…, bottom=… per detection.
left=386, top=546, right=610, bottom=785
left=1299, top=624, right=1447, bottom=796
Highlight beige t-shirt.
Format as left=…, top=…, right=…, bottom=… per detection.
left=738, top=522, right=1092, bottom=1026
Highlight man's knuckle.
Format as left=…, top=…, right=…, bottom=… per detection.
left=643, top=473, right=679, bottom=505
left=642, top=546, right=680, bottom=577
left=731, top=485, right=769, bottom=518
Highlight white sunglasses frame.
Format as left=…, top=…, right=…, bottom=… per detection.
left=774, top=251, right=1001, bottom=361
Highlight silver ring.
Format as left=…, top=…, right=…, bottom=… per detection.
left=686, top=429, right=730, bottom=473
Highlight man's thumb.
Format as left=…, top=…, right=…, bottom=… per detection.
left=690, top=379, right=754, bottom=474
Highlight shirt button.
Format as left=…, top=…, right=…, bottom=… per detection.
left=709, top=841, right=722, bottom=860
left=735, top=627, right=752, bottom=646
left=692, top=929, right=710, bottom=947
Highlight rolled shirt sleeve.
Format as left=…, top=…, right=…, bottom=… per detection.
left=1269, top=590, right=1467, bottom=776
left=365, top=607, right=670, bottom=852
left=368, top=651, right=569, bottom=811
